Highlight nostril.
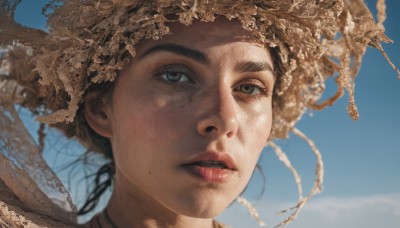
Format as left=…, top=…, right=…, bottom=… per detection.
left=205, top=126, right=215, bottom=133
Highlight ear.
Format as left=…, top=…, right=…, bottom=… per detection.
left=84, top=93, right=113, bottom=138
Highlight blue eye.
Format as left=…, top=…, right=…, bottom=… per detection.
left=236, top=84, right=263, bottom=95
left=160, top=71, right=190, bottom=83
left=154, top=65, right=193, bottom=83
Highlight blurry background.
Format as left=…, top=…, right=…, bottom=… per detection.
left=13, top=0, right=399, bottom=227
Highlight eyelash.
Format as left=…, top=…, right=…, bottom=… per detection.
left=234, top=82, right=271, bottom=98
left=154, top=65, right=193, bottom=84
left=154, top=64, right=271, bottom=97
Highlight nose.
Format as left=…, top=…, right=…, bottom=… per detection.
left=196, top=86, right=239, bottom=139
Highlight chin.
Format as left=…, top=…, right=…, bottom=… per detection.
left=171, top=192, right=234, bottom=219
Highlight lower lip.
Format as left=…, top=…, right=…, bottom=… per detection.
left=182, top=165, right=234, bottom=182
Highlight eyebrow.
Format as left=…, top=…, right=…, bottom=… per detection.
left=139, top=43, right=275, bottom=78
left=234, top=61, right=274, bottom=74
left=139, top=43, right=209, bottom=65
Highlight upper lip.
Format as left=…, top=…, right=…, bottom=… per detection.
left=182, top=151, right=237, bottom=170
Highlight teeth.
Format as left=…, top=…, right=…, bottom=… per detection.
left=203, top=160, right=219, bottom=165
left=195, top=160, right=226, bottom=168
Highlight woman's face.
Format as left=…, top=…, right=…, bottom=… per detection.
left=102, top=18, right=274, bottom=218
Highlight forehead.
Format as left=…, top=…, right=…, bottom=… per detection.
left=135, top=17, right=266, bottom=55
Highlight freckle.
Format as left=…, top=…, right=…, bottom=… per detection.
left=148, top=171, right=152, bottom=175
left=180, top=105, right=185, bottom=108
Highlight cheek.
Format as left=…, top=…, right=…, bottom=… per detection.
left=109, top=88, right=187, bottom=172
left=237, top=102, right=272, bottom=182
left=110, top=108, right=174, bottom=191
left=242, top=101, right=272, bottom=147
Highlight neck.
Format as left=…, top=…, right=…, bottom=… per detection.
left=100, top=172, right=214, bottom=228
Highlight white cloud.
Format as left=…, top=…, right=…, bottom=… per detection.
left=218, top=193, right=400, bottom=228
left=293, top=193, right=400, bottom=228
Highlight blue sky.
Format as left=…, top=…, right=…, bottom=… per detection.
left=13, top=1, right=399, bottom=227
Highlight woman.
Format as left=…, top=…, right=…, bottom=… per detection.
left=83, top=17, right=275, bottom=228
left=0, top=0, right=398, bottom=227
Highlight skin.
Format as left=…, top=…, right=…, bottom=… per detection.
left=85, top=17, right=275, bottom=228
